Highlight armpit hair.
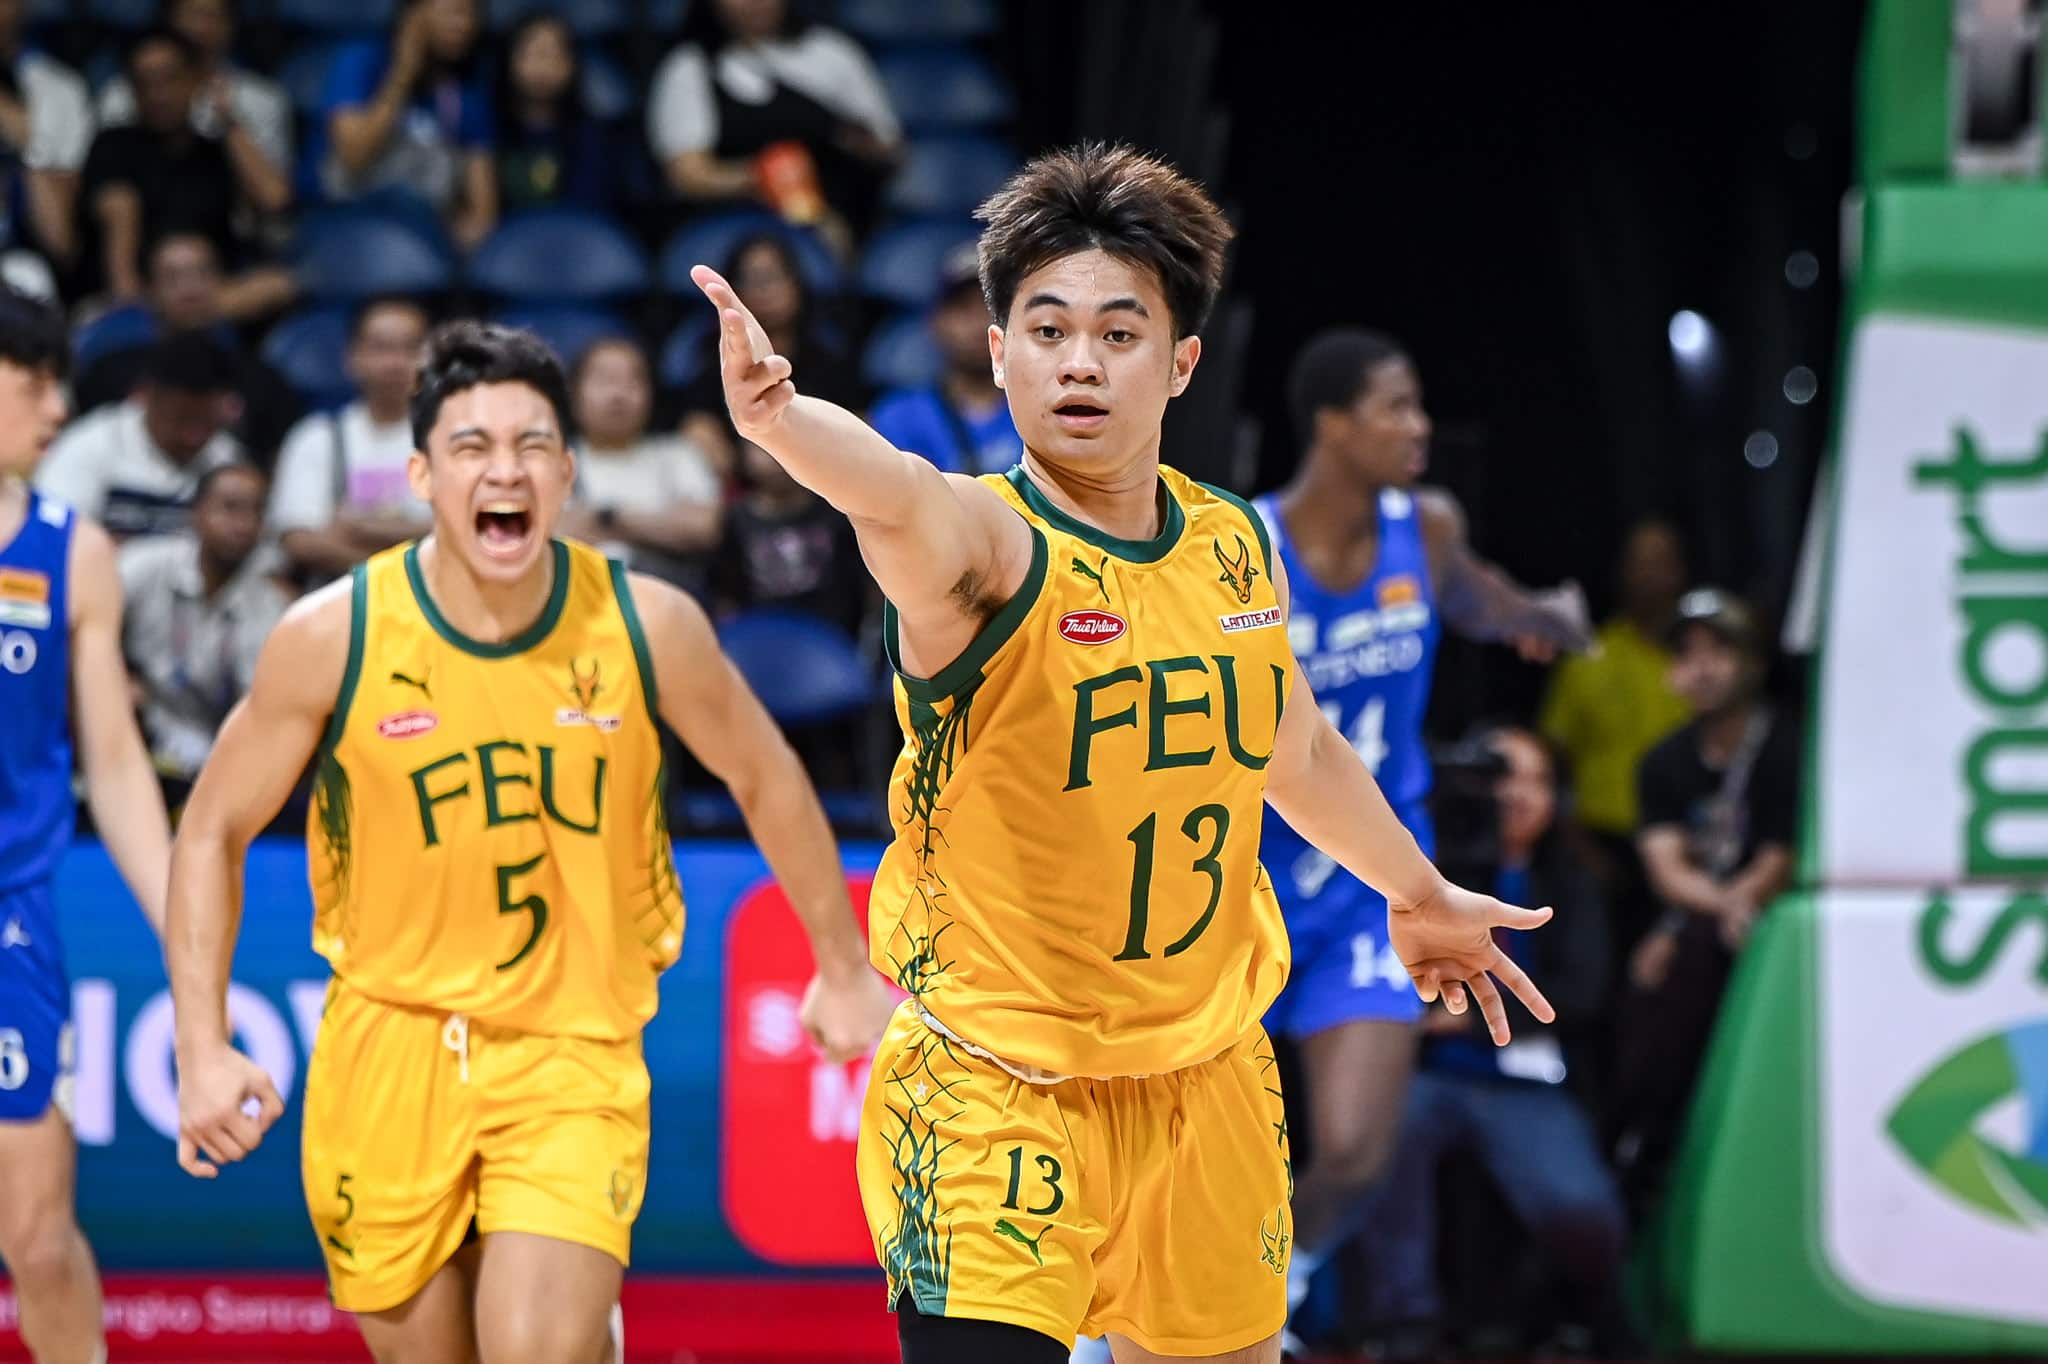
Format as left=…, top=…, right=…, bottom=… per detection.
left=946, top=565, right=1003, bottom=622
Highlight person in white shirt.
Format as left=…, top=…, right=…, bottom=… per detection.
left=117, top=460, right=289, bottom=792
left=646, top=0, right=899, bottom=232
left=0, top=0, right=95, bottom=271
left=268, top=296, right=431, bottom=579
left=34, top=331, right=244, bottom=538
left=97, top=0, right=292, bottom=196
left=562, top=335, right=723, bottom=590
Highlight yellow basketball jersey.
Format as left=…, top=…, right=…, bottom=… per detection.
left=869, top=465, right=1294, bottom=1078
left=309, top=539, right=682, bottom=1040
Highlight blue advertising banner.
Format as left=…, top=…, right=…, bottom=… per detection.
left=53, top=837, right=887, bottom=1275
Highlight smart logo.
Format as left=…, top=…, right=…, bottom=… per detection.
left=1887, top=1018, right=2048, bottom=1228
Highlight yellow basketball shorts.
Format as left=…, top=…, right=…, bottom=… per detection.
left=855, top=1004, right=1295, bottom=1356
left=300, top=979, right=651, bottom=1313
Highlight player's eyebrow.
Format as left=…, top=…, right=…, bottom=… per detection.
left=1098, top=297, right=1150, bottom=318
left=1023, top=292, right=1069, bottom=312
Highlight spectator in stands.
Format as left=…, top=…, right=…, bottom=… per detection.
left=0, top=0, right=94, bottom=277
left=714, top=437, right=867, bottom=637
left=492, top=13, right=626, bottom=214
left=647, top=0, right=900, bottom=239
left=1611, top=588, right=1798, bottom=1201
left=269, top=296, right=431, bottom=581
left=562, top=336, right=722, bottom=592
left=1355, top=727, right=1626, bottom=1362
left=79, top=27, right=290, bottom=305
left=317, top=0, right=496, bottom=248
left=97, top=0, right=292, bottom=215
left=1539, top=518, right=1692, bottom=942
left=680, top=232, right=864, bottom=478
left=71, top=233, right=300, bottom=459
left=869, top=242, right=1021, bottom=475
left=35, top=330, right=244, bottom=538
left=117, top=460, right=287, bottom=806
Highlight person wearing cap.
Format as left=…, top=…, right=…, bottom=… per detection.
left=1610, top=586, right=1799, bottom=1201
left=868, top=242, right=1023, bottom=477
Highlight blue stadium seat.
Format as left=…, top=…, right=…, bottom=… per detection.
left=884, top=135, right=1017, bottom=217
left=292, top=207, right=456, bottom=299
left=715, top=610, right=875, bottom=727
left=658, top=211, right=841, bottom=299
left=862, top=311, right=942, bottom=391
left=276, top=0, right=398, bottom=29
left=72, top=305, right=158, bottom=374
left=492, top=303, right=630, bottom=370
left=659, top=314, right=715, bottom=391
left=261, top=309, right=357, bottom=410
left=858, top=218, right=979, bottom=309
left=837, top=0, right=998, bottom=42
left=86, top=0, right=155, bottom=27
left=280, top=40, right=344, bottom=116
left=468, top=209, right=650, bottom=302
left=489, top=0, right=629, bottom=35
left=876, top=48, right=1014, bottom=131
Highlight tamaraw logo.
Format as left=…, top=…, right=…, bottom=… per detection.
left=1213, top=536, right=1259, bottom=605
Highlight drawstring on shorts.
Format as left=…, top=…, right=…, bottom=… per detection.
left=442, top=1013, right=471, bottom=1083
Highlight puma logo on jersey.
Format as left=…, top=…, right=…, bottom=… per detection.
left=1070, top=553, right=1111, bottom=604
left=994, top=1218, right=1046, bottom=1265
left=1214, top=536, right=1260, bottom=605
left=389, top=668, right=432, bottom=701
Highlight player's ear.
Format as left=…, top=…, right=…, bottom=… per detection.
left=406, top=447, right=431, bottom=503
left=988, top=323, right=1006, bottom=390
left=1167, top=334, right=1201, bottom=397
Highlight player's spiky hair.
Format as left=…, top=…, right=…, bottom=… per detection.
left=411, top=320, right=572, bottom=451
left=974, top=142, right=1234, bottom=339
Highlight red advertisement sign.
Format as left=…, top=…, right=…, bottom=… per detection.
left=721, top=872, right=906, bottom=1266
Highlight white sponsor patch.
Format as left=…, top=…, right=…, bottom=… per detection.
left=1219, top=607, right=1282, bottom=634
left=555, top=707, right=623, bottom=732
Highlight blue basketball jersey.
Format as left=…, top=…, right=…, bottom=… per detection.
left=0, top=488, right=76, bottom=894
left=1255, top=488, right=1441, bottom=915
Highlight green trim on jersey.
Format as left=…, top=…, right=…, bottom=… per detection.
left=404, top=539, right=571, bottom=658
left=1004, top=464, right=1187, bottom=563
left=608, top=559, right=662, bottom=731
left=884, top=526, right=1050, bottom=704
left=1198, top=480, right=1273, bottom=578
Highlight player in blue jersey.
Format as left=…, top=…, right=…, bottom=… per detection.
left=0, top=284, right=174, bottom=1364
left=1259, top=329, right=1591, bottom=1340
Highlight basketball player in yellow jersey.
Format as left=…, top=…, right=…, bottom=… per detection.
left=161, top=323, right=896, bottom=1364
left=691, top=142, right=1558, bottom=1364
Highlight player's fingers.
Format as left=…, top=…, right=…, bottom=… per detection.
left=200, top=1123, right=249, bottom=1163
left=1443, top=981, right=1468, bottom=1015
left=1409, top=965, right=1440, bottom=1004
left=1469, top=973, right=1511, bottom=1045
left=253, top=1073, right=286, bottom=1125
left=1487, top=899, right=1553, bottom=931
left=1489, top=948, right=1556, bottom=1024
left=178, top=1134, right=219, bottom=1179
left=689, top=264, right=737, bottom=310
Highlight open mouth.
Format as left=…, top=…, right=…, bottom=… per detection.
left=475, top=503, right=534, bottom=558
left=1053, top=400, right=1109, bottom=431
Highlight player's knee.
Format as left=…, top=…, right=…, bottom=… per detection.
left=0, top=1203, right=85, bottom=1287
left=480, top=1298, right=609, bottom=1364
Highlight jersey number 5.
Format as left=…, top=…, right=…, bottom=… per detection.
left=1116, top=804, right=1231, bottom=961
left=495, top=855, right=550, bottom=971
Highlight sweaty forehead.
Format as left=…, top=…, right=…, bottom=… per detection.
left=1012, top=248, right=1169, bottom=319
left=432, top=382, right=562, bottom=443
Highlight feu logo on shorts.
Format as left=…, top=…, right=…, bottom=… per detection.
left=609, top=1169, right=633, bottom=1218
left=1258, top=1204, right=1290, bottom=1275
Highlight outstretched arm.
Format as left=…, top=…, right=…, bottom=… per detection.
left=692, top=265, right=1035, bottom=677
left=632, top=572, right=895, bottom=1060
left=1262, top=553, right=1555, bottom=1042
left=68, top=518, right=172, bottom=935
left=1418, top=488, right=1592, bottom=658
left=167, top=583, right=349, bottom=1176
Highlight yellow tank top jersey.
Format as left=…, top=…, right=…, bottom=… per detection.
left=870, top=464, right=1294, bottom=1079
left=310, top=539, right=682, bottom=1040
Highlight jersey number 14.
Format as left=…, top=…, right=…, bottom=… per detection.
left=1325, top=698, right=1387, bottom=775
